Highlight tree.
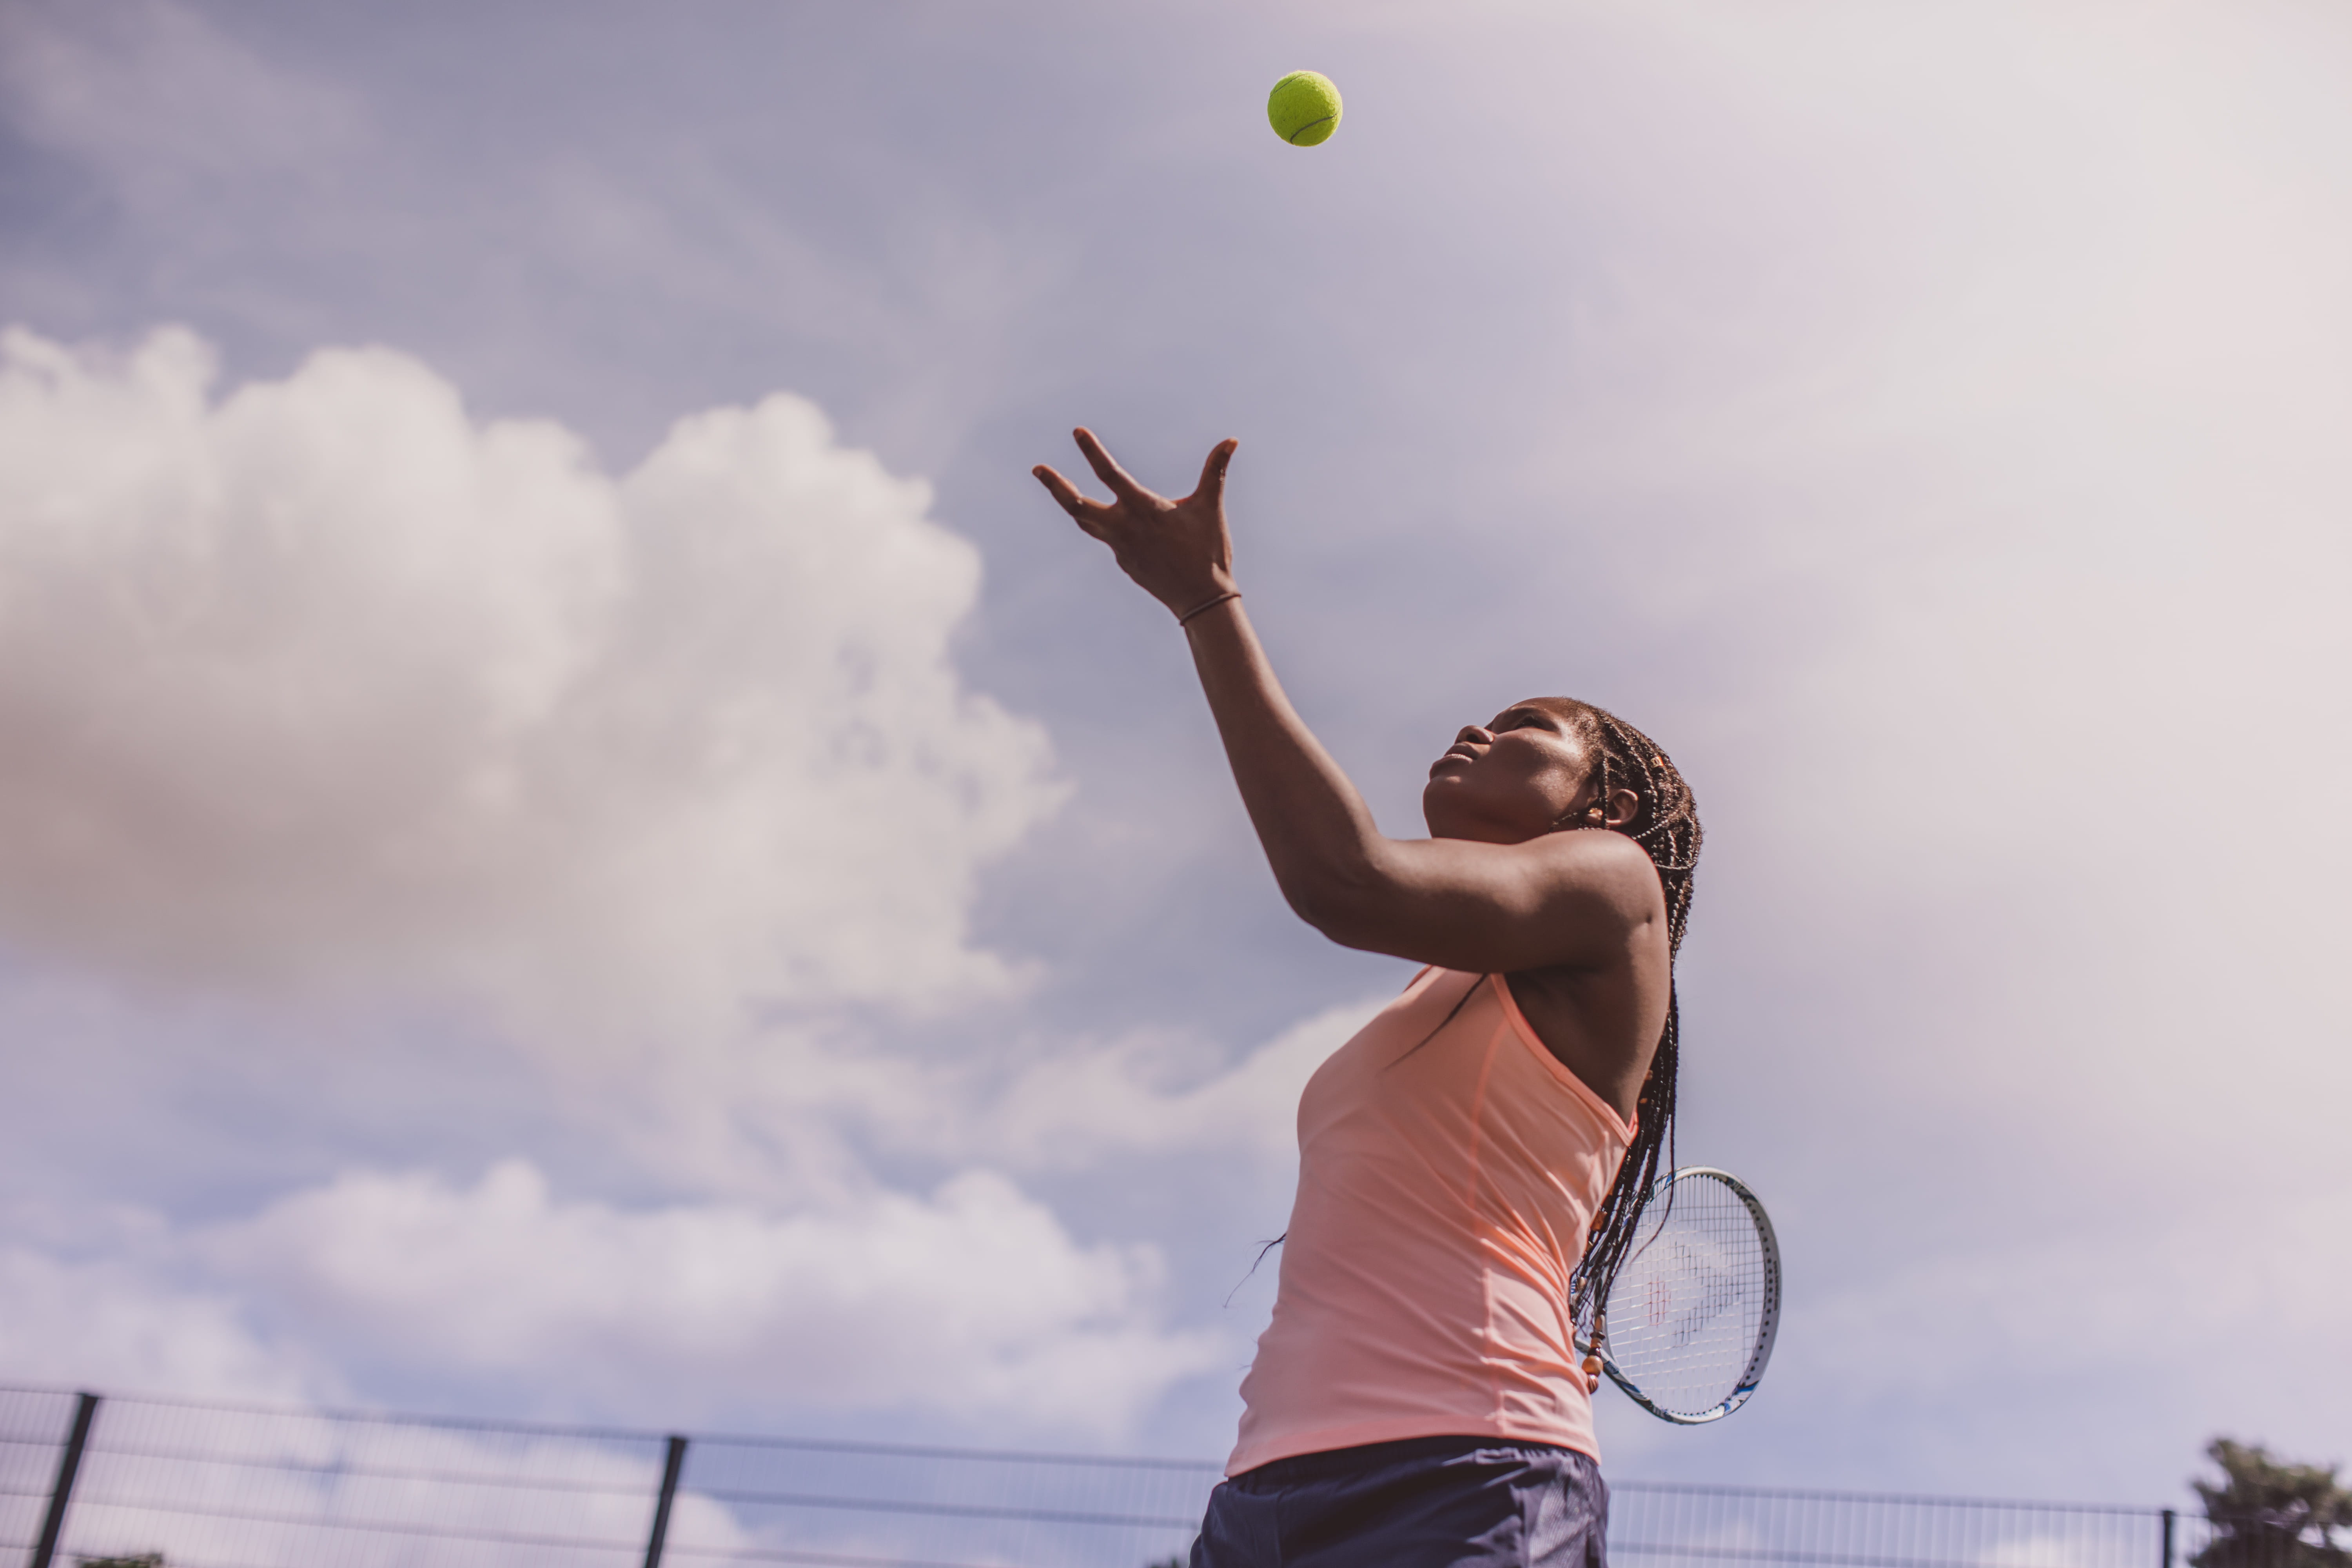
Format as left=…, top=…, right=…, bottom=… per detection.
left=2192, top=1438, right=2352, bottom=1568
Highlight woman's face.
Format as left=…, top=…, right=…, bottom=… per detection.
left=1422, top=699, right=1597, bottom=844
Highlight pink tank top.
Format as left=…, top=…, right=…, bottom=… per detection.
left=1228, top=966, right=1635, bottom=1476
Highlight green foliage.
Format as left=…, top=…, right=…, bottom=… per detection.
left=2193, top=1438, right=2352, bottom=1568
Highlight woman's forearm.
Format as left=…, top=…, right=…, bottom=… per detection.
left=1182, top=597, right=1388, bottom=929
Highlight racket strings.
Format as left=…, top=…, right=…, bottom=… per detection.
left=1601, top=1176, right=1771, bottom=1420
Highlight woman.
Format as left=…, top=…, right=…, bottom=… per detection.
left=1034, top=430, right=1700, bottom=1568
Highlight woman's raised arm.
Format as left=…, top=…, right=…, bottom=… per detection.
left=1033, top=429, right=1660, bottom=975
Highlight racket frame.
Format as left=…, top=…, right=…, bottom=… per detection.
left=1581, top=1165, right=1782, bottom=1425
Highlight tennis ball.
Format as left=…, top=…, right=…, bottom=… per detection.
left=1267, top=71, right=1342, bottom=147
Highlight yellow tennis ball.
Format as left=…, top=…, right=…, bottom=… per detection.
left=1267, top=71, right=1342, bottom=147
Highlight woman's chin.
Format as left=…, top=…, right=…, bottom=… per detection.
left=1421, top=784, right=1483, bottom=841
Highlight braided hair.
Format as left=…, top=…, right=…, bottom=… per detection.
left=1526, top=698, right=1702, bottom=1345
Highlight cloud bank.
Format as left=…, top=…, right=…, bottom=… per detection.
left=0, top=984, right=1371, bottom=1435
left=0, top=327, right=1062, bottom=1034
left=203, top=1160, right=1218, bottom=1433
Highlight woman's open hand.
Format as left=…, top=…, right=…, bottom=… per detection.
left=1034, top=428, right=1239, bottom=620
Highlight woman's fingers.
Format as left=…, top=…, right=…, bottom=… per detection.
left=1192, top=438, right=1238, bottom=508
left=1033, top=463, right=1092, bottom=514
left=1034, top=464, right=1117, bottom=541
left=1073, top=427, right=1153, bottom=506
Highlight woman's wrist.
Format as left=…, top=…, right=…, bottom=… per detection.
left=1176, top=588, right=1243, bottom=627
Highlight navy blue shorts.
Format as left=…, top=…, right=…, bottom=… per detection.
left=1191, top=1435, right=1611, bottom=1568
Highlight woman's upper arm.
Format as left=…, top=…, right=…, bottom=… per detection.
left=1294, top=830, right=1664, bottom=973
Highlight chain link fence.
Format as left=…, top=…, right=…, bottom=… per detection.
left=0, top=1384, right=2303, bottom=1568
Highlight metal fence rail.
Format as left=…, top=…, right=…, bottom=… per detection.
left=0, top=1383, right=2309, bottom=1568
left=1610, top=1483, right=2199, bottom=1568
left=2, top=1386, right=671, bottom=1568
left=666, top=1435, right=1215, bottom=1568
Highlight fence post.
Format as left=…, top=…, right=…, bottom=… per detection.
left=29, top=1390, right=100, bottom=1568
left=642, top=1434, right=688, bottom=1568
left=2161, top=1508, right=2176, bottom=1568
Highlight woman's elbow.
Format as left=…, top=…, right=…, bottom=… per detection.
left=1278, top=867, right=1388, bottom=949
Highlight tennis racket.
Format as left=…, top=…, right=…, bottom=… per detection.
left=1580, top=1166, right=1781, bottom=1425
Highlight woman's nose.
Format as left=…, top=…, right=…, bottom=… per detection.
left=1457, top=725, right=1492, bottom=745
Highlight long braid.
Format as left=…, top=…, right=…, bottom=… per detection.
left=1532, top=699, right=1702, bottom=1345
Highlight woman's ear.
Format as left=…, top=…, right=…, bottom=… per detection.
left=1602, top=787, right=1641, bottom=829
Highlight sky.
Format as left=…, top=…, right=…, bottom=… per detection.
left=0, top=0, right=2348, bottom=1511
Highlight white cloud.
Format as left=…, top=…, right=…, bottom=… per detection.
left=0, top=326, right=1062, bottom=1034
left=199, top=1159, right=1220, bottom=1434
left=0, top=1243, right=316, bottom=1401
left=980, top=995, right=1386, bottom=1170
